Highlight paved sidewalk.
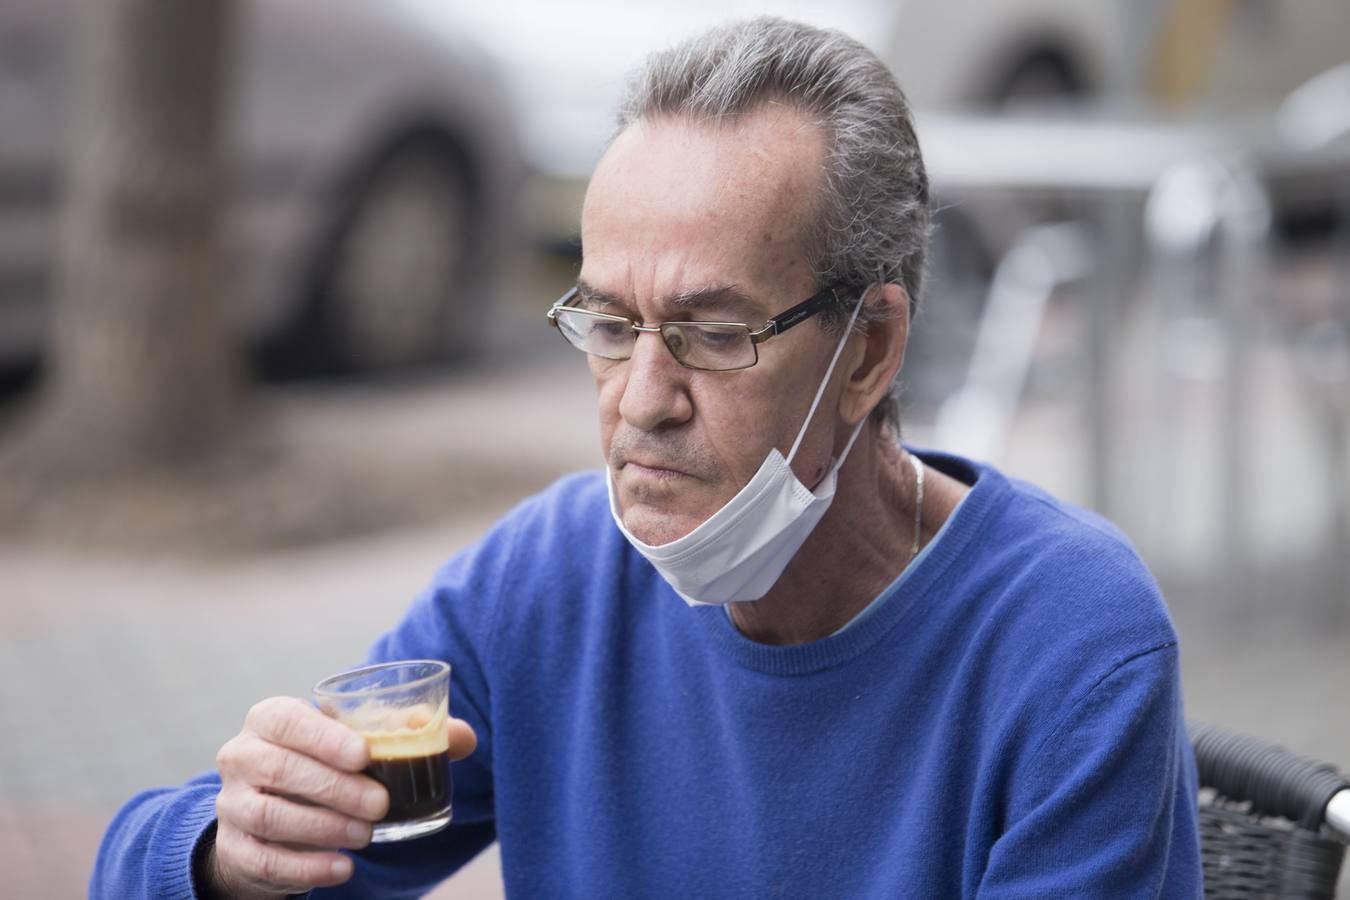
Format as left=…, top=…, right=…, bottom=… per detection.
left=1, top=353, right=598, bottom=899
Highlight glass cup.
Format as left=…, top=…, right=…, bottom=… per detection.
left=313, top=660, right=453, bottom=842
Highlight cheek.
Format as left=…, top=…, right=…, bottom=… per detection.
left=591, top=360, right=625, bottom=438
left=710, top=347, right=830, bottom=463
left=689, top=382, right=775, bottom=469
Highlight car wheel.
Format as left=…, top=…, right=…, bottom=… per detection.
left=314, top=141, right=473, bottom=372
left=992, top=50, right=1086, bottom=109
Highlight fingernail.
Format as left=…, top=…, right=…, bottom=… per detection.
left=347, top=820, right=369, bottom=844
left=362, top=787, right=386, bottom=817
left=332, top=857, right=352, bottom=879
left=344, top=740, right=367, bottom=768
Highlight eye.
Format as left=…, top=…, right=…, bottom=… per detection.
left=663, top=328, right=690, bottom=356
left=691, top=327, right=742, bottom=347
left=592, top=319, right=629, bottom=338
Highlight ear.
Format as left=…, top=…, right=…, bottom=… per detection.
left=838, top=283, right=909, bottom=425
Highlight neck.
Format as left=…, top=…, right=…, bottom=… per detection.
left=727, top=432, right=922, bottom=645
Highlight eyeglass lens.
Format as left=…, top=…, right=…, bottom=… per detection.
left=552, top=309, right=756, bottom=371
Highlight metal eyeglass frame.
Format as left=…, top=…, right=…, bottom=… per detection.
left=545, top=285, right=842, bottom=371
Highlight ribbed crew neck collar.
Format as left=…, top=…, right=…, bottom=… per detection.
left=691, top=449, right=1004, bottom=676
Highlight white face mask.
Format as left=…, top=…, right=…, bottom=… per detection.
left=607, top=295, right=866, bottom=606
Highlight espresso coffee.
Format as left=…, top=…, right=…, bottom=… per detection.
left=366, top=750, right=452, bottom=823
left=315, top=661, right=455, bottom=842
left=339, top=700, right=453, bottom=825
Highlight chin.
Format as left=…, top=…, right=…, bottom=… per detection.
left=621, top=504, right=704, bottom=545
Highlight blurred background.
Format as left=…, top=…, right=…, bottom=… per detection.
left=2, top=0, right=1348, bottom=896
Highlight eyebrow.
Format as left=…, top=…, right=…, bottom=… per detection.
left=573, top=280, right=626, bottom=312
left=574, top=279, right=763, bottom=321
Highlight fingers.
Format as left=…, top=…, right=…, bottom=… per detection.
left=247, top=696, right=479, bottom=766
left=209, top=695, right=479, bottom=895
left=245, top=697, right=369, bottom=771
left=216, top=782, right=373, bottom=849
left=217, top=734, right=388, bottom=822
left=213, top=819, right=355, bottom=895
left=213, top=699, right=379, bottom=899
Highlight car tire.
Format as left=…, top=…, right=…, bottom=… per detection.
left=307, top=140, right=474, bottom=373
left=991, top=50, right=1087, bottom=109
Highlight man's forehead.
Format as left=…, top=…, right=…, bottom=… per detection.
left=591, top=111, right=824, bottom=208
left=578, top=109, right=826, bottom=316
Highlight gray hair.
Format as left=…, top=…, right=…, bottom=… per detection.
left=615, top=16, right=929, bottom=432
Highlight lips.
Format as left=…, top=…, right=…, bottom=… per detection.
left=622, top=459, right=690, bottom=479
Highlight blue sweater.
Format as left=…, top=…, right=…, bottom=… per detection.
left=94, top=451, right=1202, bottom=898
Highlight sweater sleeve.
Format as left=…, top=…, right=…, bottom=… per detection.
left=307, top=487, right=541, bottom=898
left=305, top=579, right=503, bottom=897
left=976, top=644, right=1202, bottom=899
left=91, top=482, right=545, bottom=899
left=90, top=772, right=222, bottom=899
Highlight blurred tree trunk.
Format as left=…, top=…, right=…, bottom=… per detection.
left=26, top=0, right=242, bottom=472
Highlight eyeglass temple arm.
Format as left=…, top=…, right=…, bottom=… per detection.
left=749, top=288, right=840, bottom=343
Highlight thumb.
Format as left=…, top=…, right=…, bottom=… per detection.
left=447, top=717, right=477, bottom=761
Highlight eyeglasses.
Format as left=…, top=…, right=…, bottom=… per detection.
left=545, top=285, right=841, bottom=371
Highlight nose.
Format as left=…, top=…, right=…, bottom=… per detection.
left=617, top=328, right=693, bottom=432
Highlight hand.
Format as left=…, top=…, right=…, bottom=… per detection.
left=203, top=696, right=477, bottom=898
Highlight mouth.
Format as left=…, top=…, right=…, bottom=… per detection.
left=620, top=459, right=692, bottom=481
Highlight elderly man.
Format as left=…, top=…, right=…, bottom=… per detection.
left=95, top=17, right=1201, bottom=898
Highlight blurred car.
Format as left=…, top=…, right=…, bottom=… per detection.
left=0, top=0, right=522, bottom=373
left=399, top=0, right=1349, bottom=249
left=397, top=0, right=1090, bottom=249
left=398, top=0, right=1133, bottom=189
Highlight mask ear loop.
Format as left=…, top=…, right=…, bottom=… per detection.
left=785, top=289, right=869, bottom=465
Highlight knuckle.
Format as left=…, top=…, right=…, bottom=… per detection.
left=244, top=697, right=278, bottom=728
left=241, top=793, right=273, bottom=836
left=250, top=840, right=301, bottom=888
left=254, top=845, right=284, bottom=884
left=237, top=834, right=267, bottom=877
left=274, top=752, right=298, bottom=788
left=213, top=827, right=242, bottom=870
left=256, top=749, right=287, bottom=789
left=321, top=775, right=356, bottom=815
left=271, top=712, right=301, bottom=747
left=313, top=768, right=345, bottom=805
left=246, top=696, right=299, bottom=733
left=214, top=788, right=237, bottom=825
left=300, top=806, right=343, bottom=845
left=279, top=753, right=306, bottom=792
left=215, top=738, right=241, bottom=773
left=213, top=827, right=233, bottom=861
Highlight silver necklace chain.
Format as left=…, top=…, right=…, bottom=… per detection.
left=909, top=452, right=925, bottom=562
